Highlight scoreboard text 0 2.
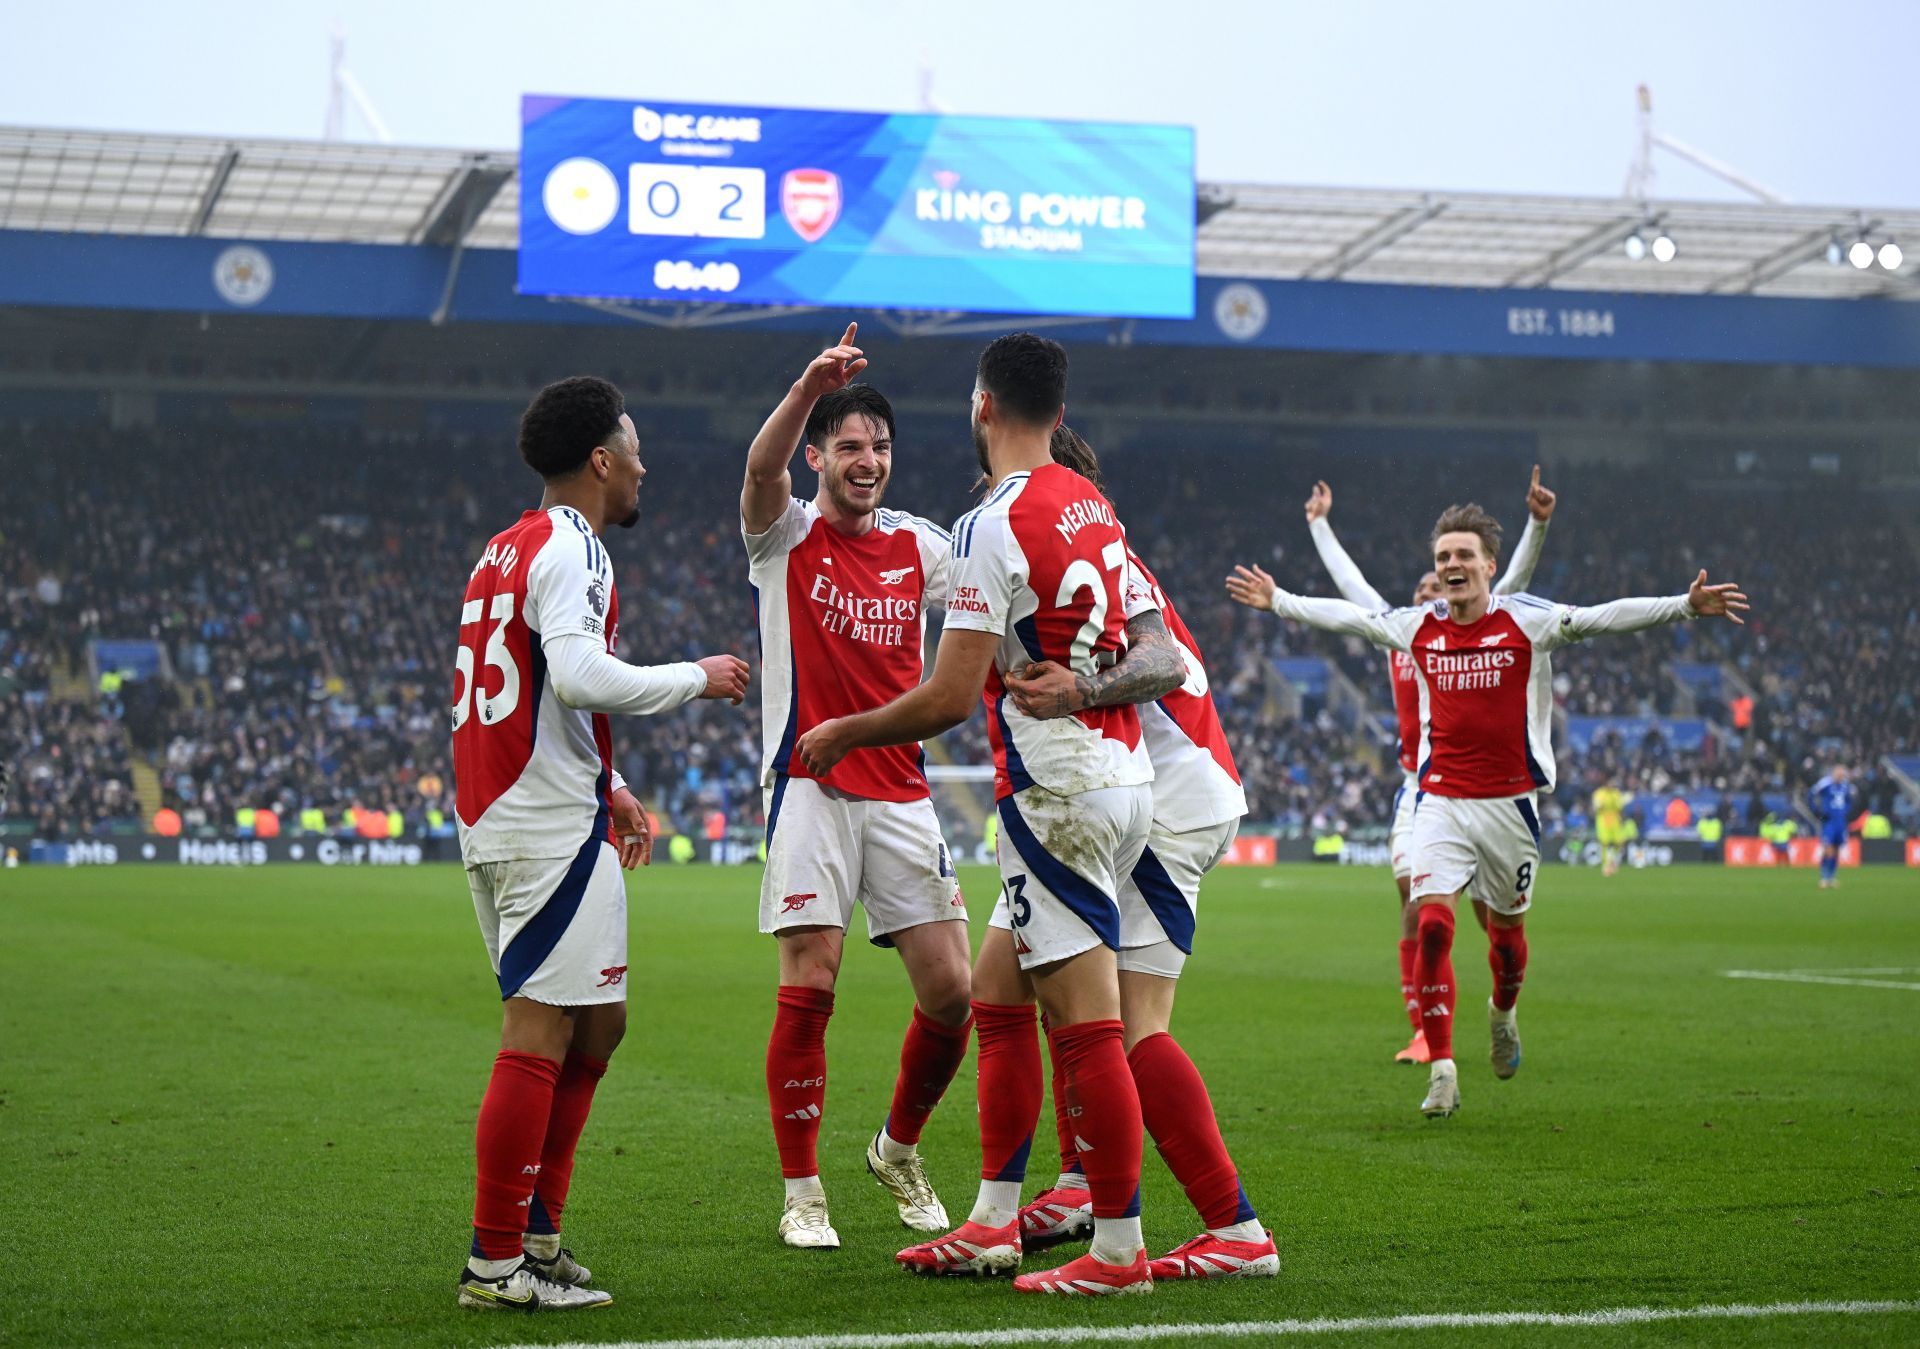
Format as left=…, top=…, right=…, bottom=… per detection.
left=519, top=95, right=1195, bottom=320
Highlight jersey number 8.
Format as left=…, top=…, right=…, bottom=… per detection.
left=452, top=593, right=522, bottom=731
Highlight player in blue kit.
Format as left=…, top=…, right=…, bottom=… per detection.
left=1808, top=767, right=1859, bottom=889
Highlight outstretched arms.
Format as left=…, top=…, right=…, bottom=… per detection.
left=1553, top=571, right=1748, bottom=645
left=741, top=323, right=867, bottom=535
left=1227, top=564, right=1417, bottom=651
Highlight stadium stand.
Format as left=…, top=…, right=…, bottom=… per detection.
left=4, top=417, right=1914, bottom=852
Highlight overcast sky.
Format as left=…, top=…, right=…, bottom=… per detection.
left=5, top=0, right=1915, bottom=207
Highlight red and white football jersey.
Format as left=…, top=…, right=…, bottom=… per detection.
left=1271, top=591, right=1695, bottom=799
left=1302, top=514, right=1549, bottom=779
left=1125, top=549, right=1245, bottom=832
left=746, top=499, right=951, bottom=802
left=1388, top=652, right=1420, bottom=775
left=454, top=506, right=619, bottom=864
left=944, top=464, right=1153, bottom=802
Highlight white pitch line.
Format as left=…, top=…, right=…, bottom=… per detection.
left=1724, top=970, right=1920, bottom=991
left=512, top=1297, right=1920, bottom=1349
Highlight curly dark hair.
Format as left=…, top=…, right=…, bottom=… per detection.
left=804, top=385, right=895, bottom=450
left=517, top=376, right=625, bottom=480
left=1430, top=502, right=1504, bottom=561
left=977, top=332, right=1068, bottom=426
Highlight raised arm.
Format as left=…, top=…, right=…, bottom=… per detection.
left=741, top=323, right=866, bottom=535
left=1303, top=480, right=1391, bottom=610
left=1226, top=564, right=1415, bottom=652
left=1495, top=465, right=1556, bottom=595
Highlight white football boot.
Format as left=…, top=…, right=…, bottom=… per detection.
left=457, top=1259, right=612, bottom=1311
left=1489, top=1000, right=1522, bottom=1080
left=1421, top=1058, right=1460, bottom=1119
left=522, top=1232, right=591, bottom=1286
left=778, top=1192, right=841, bottom=1249
left=866, top=1132, right=949, bottom=1232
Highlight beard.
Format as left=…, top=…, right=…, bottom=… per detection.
left=616, top=505, right=640, bottom=529
left=970, top=412, right=991, bottom=480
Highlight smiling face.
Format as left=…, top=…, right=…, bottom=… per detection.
left=1433, top=531, right=1498, bottom=612
left=807, top=412, right=891, bottom=521
left=1412, top=571, right=1444, bottom=605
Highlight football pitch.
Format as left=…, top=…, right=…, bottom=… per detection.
left=3, top=861, right=1916, bottom=1347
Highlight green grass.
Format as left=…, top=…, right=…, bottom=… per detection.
left=2, top=862, right=1917, bottom=1346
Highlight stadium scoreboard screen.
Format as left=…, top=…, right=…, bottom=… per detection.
left=518, top=95, right=1195, bottom=319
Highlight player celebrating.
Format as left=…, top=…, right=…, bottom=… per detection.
left=453, top=377, right=749, bottom=1311
left=743, top=325, right=975, bottom=1250
left=1303, top=469, right=1552, bottom=1064
left=1005, top=427, right=1277, bottom=1281
left=1809, top=766, right=1859, bottom=889
left=1228, top=504, right=1746, bottom=1119
left=1591, top=781, right=1631, bottom=877
left=795, top=334, right=1188, bottom=1295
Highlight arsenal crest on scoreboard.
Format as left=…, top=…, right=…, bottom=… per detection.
left=781, top=169, right=841, bottom=243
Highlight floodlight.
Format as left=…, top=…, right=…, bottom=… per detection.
left=1848, top=239, right=1875, bottom=269
left=1877, top=241, right=1902, bottom=271
left=1650, top=233, right=1676, bottom=263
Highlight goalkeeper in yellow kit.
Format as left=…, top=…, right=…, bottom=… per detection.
left=1592, top=784, right=1630, bottom=877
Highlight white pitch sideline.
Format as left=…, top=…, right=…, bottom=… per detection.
left=509, top=1297, right=1920, bottom=1349
left=1724, top=969, right=1920, bottom=992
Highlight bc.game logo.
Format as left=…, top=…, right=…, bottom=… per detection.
left=781, top=169, right=841, bottom=243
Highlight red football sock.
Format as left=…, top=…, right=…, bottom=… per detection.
left=473, top=1050, right=562, bottom=1261
left=885, top=1006, right=972, bottom=1146
left=526, top=1051, right=608, bottom=1235
left=1398, top=937, right=1420, bottom=1031
left=973, top=1001, right=1042, bottom=1183
left=1414, top=903, right=1458, bottom=1061
left=767, top=986, right=834, bottom=1178
left=1042, top=1017, right=1082, bottom=1177
left=1488, top=921, right=1528, bottom=1011
left=1129, top=1032, right=1254, bottom=1230
left=1048, top=1020, right=1142, bottom=1220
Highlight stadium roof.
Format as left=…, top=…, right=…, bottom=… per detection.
left=3, top=124, right=1916, bottom=302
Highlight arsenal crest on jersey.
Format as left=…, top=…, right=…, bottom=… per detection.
left=781, top=169, right=841, bottom=243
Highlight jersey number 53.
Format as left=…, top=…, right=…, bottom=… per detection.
left=452, top=593, right=523, bottom=731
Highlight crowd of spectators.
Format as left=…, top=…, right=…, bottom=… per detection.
left=2, top=420, right=1913, bottom=848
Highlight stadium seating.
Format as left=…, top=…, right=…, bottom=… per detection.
left=2, top=422, right=1914, bottom=847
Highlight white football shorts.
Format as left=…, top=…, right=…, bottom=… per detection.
left=468, top=839, right=629, bottom=1005
left=987, top=782, right=1153, bottom=971
left=1388, top=771, right=1419, bottom=880
left=1407, top=791, right=1542, bottom=917
left=1112, top=817, right=1239, bottom=979
left=759, top=775, right=966, bottom=945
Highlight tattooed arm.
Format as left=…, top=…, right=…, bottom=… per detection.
left=1003, top=611, right=1187, bottom=720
